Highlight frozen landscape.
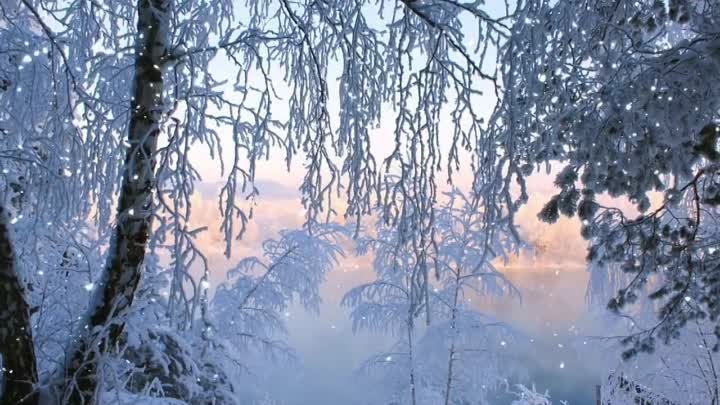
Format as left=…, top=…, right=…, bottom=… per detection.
left=1, top=0, right=719, bottom=404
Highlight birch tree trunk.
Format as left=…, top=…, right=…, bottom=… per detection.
left=0, top=206, right=39, bottom=405
left=443, top=268, right=461, bottom=405
left=60, top=1, right=169, bottom=403
left=407, top=315, right=417, bottom=405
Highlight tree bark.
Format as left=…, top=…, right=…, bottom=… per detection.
left=443, top=268, right=461, bottom=405
left=60, top=1, right=169, bottom=403
left=0, top=206, right=39, bottom=405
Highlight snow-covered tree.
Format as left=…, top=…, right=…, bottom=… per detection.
left=580, top=302, right=720, bottom=405
left=209, top=223, right=348, bottom=402
left=491, top=0, right=720, bottom=355
left=1, top=0, right=528, bottom=401
left=343, top=207, right=425, bottom=405
left=9, top=0, right=694, bottom=402
left=59, top=223, right=348, bottom=405
left=0, top=8, right=100, bottom=402
left=429, top=189, right=522, bottom=405
left=617, top=322, right=720, bottom=405
left=508, top=384, right=553, bottom=405
left=344, top=189, right=524, bottom=405
left=580, top=262, right=719, bottom=404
